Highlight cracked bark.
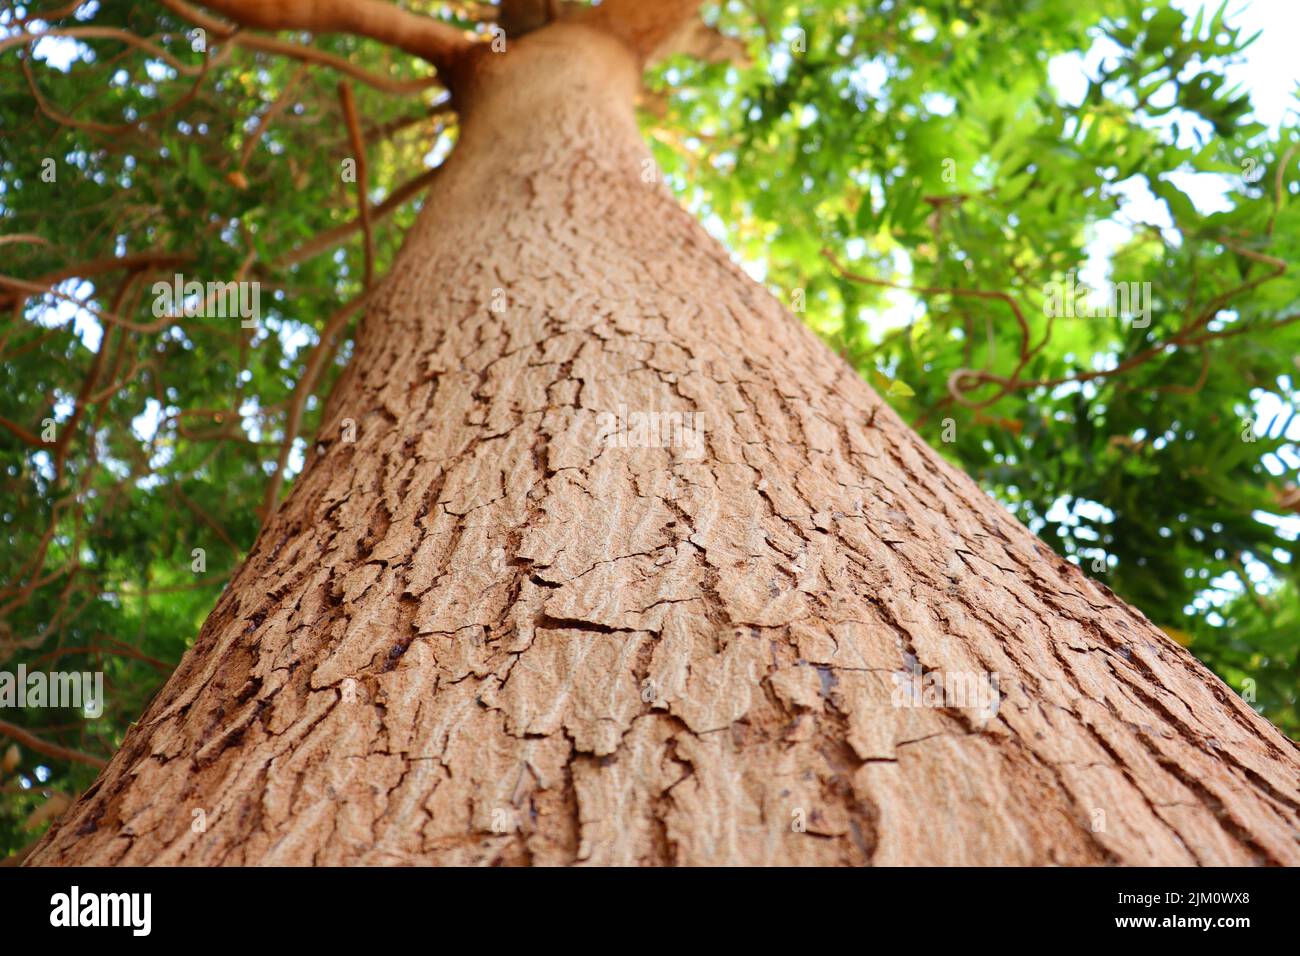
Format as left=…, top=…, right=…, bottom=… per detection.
left=29, top=21, right=1300, bottom=867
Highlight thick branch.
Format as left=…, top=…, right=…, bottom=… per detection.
left=195, top=0, right=474, bottom=73
left=160, top=0, right=442, bottom=94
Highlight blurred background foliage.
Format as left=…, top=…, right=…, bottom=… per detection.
left=0, top=0, right=1296, bottom=857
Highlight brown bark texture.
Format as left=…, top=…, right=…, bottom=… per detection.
left=29, top=19, right=1300, bottom=867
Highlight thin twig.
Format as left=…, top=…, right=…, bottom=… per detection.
left=337, top=81, right=374, bottom=289
left=0, top=720, right=107, bottom=770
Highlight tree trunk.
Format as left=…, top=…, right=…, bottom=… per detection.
left=29, top=21, right=1300, bottom=867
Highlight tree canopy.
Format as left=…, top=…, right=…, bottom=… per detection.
left=1, top=0, right=1297, bottom=858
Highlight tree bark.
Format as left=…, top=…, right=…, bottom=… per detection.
left=29, top=20, right=1300, bottom=866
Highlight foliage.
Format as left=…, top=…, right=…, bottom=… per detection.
left=0, top=0, right=1296, bottom=857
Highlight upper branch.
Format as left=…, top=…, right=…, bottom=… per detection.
left=193, top=0, right=475, bottom=74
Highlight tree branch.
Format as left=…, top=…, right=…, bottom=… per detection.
left=337, top=81, right=374, bottom=289
left=275, top=164, right=442, bottom=268
left=192, top=0, right=475, bottom=74
left=237, top=63, right=309, bottom=174
left=0, top=415, right=46, bottom=448
left=260, top=290, right=371, bottom=522
left=159, top=0, right=448, bottom=94
left=0, top=720, right=107, bottom=770
left=0, top=252, right=191, bottom=310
